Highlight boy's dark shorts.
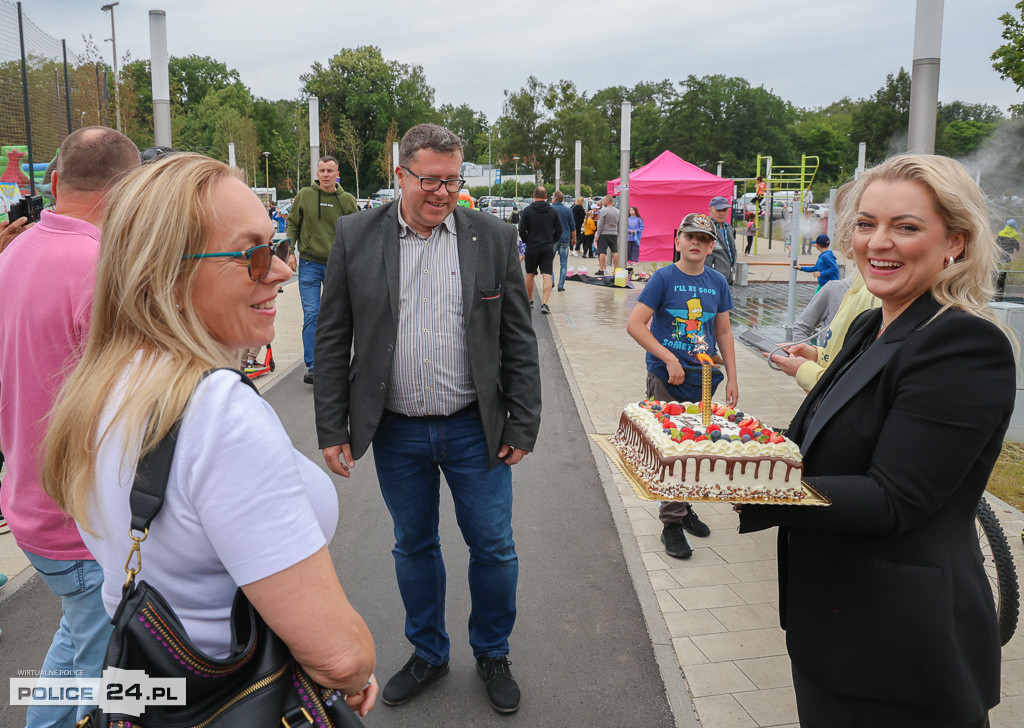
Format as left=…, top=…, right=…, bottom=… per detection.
left=524, top=247, right=555, bottom=275
left=597, top=235, right=618, bottom=256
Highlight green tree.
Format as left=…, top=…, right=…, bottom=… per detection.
left=849, top=69, right=911, bottom=164
left=993, top=1, right=1024, bottom=116
left=792, top=116, right=856, bottom=184
left=438, top=103, right=488, bottom=163
left=936, top=119, right=999, bottom=158
left=660, top=75, right=796, bottom=177
left=543, top=80, right=615, bottom=185
left=168, top=55, right=243, bottom=111
left=336, top=114, right=363, bottom=198
left=492, top=76, right=547, bottom=174
left=302, top=46, right=438, bottom=191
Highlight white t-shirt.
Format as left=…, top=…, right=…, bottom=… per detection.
left=80, top=368, right=338, bottom=658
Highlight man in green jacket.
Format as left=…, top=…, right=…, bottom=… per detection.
left=287, top=155, right=358, bottom=383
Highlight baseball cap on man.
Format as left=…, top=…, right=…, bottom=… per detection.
left=709, top=196, right=730, bottom=210
left=678, top=213, right=719, bottom=240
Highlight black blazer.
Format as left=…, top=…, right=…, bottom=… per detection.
left=740, top=293, right=1016, bottom=721
left=313, top=202, right=542, bottom=467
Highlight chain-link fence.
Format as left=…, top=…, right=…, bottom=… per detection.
left=0, top=0, right=114, bottom=217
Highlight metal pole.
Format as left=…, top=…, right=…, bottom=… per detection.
left=308, top=97, right=319, bottom=182
left=263, top=151, right=270, bottom=206
left=555, top=158, right=560, bottom=192
left=392, top=141, right=399, bottom=199
left=786, top=156, right=808, bottom=336
left=856, top=142, right=867, bottom=179
left=101, top=3, right=121, bottom=132
left=228, top=142, right=236, bottom=168
left=574, top=139, right=581, bottom=200
left=62, top=40, right=72, bottom=134
left=908, top=0, right=943, bottom=154
left=487, top=130, right=492, bottom=198
left=16, top=2, right=35, bottom=196
left=616, top=101, right=632, bottom=271
left=765, top=158, right=773, bottom=250
left=716, top=160, right=723, bottom=177
left=149, top=10, right=171, bottom=147
left=826, top=188, right=837, bottom=242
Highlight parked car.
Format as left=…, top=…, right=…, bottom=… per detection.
left=480, top=197, right=517, bottom=221
left=806, top=203, right=829, bottom=218
left=735, top=192, right=756, bottom=219
left=355, top=198, right=385, bottom=210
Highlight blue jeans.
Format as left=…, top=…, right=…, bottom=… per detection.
left=371, top=407, right=517, bottom=665
left=24, top=553, right=111, bottom=728
left=557, top=243, right=569, bottom=289
left=298, top=259, right=326, bottom=371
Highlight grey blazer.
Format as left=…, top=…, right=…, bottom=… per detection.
left=313, top=202, right=542, bottom=468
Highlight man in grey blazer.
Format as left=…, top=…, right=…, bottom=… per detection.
left=313, top=123, right=541, bottom=714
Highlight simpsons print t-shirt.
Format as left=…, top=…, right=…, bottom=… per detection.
left=636, top=265, right=733, bottom=382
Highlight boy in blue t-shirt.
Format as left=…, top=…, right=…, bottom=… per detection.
left=796, top=234, right=839, bottom=291
left=626, top=212, right=739, bottom=559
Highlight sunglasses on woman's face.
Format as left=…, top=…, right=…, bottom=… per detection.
left=182, top=239, right=291, bottom=282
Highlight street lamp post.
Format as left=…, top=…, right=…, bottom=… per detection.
left=100, top=2, right=121, bottom=133
left=513, top=156, right=520, bottom=200
left=262, top=151, right=271, bottom=208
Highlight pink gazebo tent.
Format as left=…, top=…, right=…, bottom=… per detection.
left=607, top=151, right=733, bottom=262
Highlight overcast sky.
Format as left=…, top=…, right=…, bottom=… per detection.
left=16, top=0, right=1022, bottom=121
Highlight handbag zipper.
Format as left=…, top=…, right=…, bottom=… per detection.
left=187, top=662, right=292, bottom=728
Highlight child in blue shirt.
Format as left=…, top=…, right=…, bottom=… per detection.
left=626, top=212, right=739, bottom=559
left=796, top=234, right=839, bottom=291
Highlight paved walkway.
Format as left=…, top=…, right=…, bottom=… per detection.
left=1, top=238, right=1022, bottom=727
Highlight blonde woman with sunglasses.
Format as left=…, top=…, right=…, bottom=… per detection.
left=42, top=154, right=378, bottom=718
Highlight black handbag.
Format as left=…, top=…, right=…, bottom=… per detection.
left=77, top=371, right=364, bottom=728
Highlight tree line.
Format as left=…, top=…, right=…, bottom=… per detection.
left=77, top=5, right=1023, bottom=204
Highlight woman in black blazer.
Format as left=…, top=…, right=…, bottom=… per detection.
left=739, top=154, right=1017, bottom=728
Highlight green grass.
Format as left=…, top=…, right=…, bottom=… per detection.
left=988, top=441, right=1024, bottom=511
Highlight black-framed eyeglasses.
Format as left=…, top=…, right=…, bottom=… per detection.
left=401, top=166, right=466, bottom=193
left=182, top=239, right=291, bottom=282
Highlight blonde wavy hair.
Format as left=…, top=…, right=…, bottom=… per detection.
left=42, top=153, right=239, bottom=533
left=833, top=154, right=1006, bottom=333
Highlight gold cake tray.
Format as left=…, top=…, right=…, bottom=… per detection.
left=591, top=434, right=830, bottom=506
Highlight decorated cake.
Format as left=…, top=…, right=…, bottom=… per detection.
left=612, top=400, right=807, bottom=502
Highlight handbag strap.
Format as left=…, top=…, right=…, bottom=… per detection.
left=128, top=368, right=259, bottom=533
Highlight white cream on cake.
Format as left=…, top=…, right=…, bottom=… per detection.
left=613, top=400, right=805, bottom=502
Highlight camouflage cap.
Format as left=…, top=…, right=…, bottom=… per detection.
left=678, top=212, right=719, bottom=240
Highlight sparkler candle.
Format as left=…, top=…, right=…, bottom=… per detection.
left=696, top=353, right=714, bottom=427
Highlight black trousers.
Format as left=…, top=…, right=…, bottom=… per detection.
left=792, top=664, right=990, bottom=728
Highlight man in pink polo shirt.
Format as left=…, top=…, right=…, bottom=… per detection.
left=0, top=126, right=138, bottom=728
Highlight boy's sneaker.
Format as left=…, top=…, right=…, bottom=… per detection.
left=0, top=573, right=8, bottom=589
left=680, top=507, right=711, bottom=537
left=540, top=303, right=550, bottom=314
left=303, top=369, right=314, bottom=385
left=242, top=361, right=261, bottom=374
left=661, top=524, right=692, bottom=559
left=0, top=513, right=8, bottom=535
left=595, top=269, right=606, bottom=276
